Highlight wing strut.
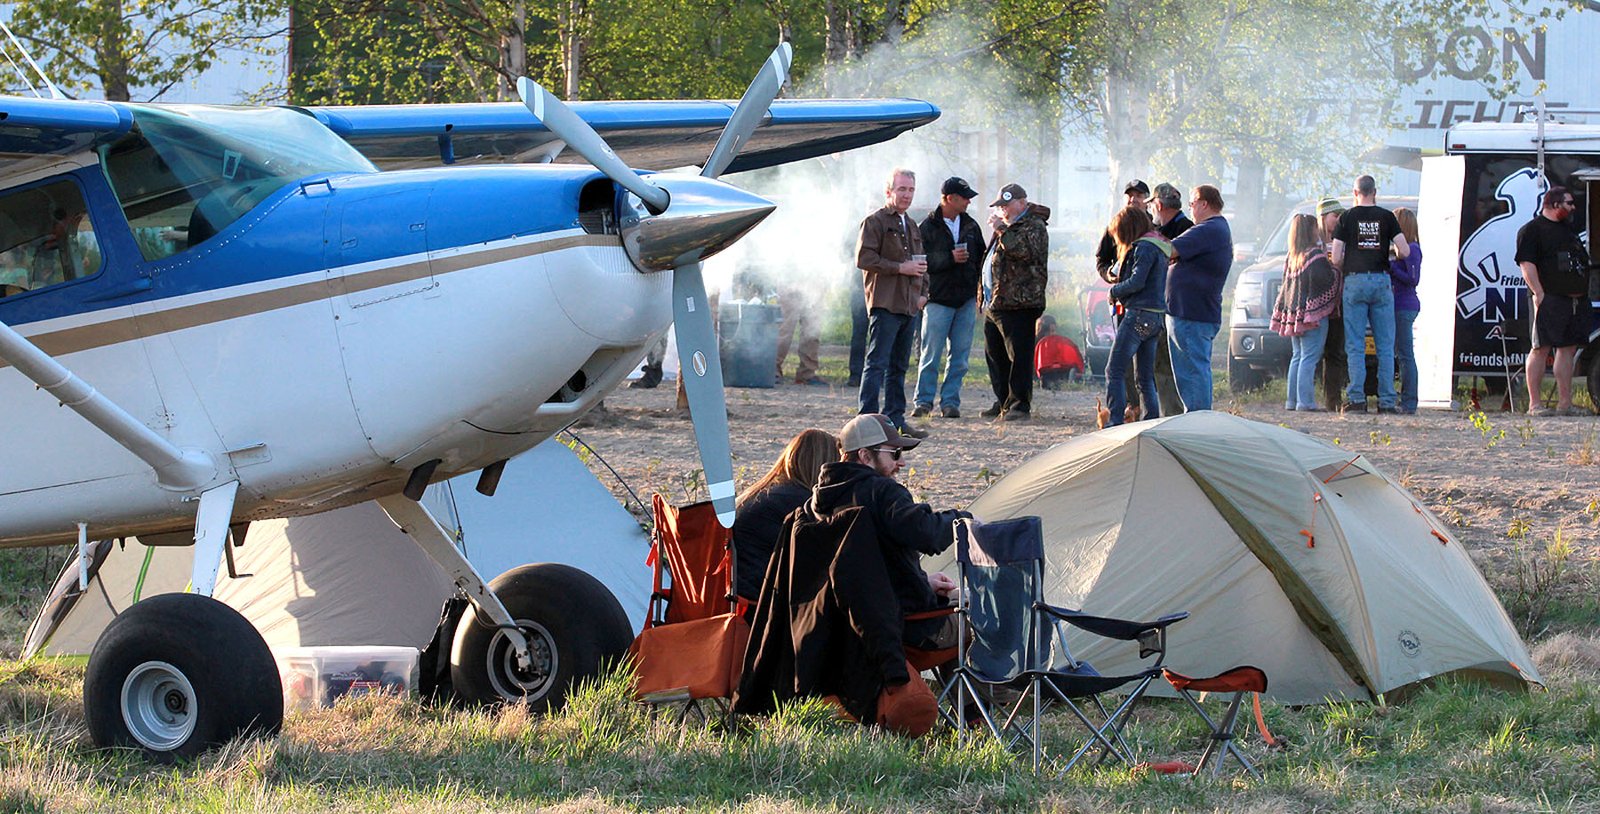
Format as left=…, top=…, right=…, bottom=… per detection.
left=0, top=316, right=215, bottom=491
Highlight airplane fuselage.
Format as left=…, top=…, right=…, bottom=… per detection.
left=0, top=107, right=668, bottom=547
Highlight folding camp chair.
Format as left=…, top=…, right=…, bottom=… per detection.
left=939, top=516, right=1188, bottom=772
left=1162, top=666, right=1273, bottom=779
left=629, top=494, right=748, bottom=723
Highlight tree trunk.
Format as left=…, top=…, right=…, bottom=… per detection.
left=96, top=0, right=131, bottom=102
left=560, top=0, right=584, bottom=101
left=499, top=0, right=526, bottom=102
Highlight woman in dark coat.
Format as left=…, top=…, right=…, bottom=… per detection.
left=732, top=428, right=837, bottom=602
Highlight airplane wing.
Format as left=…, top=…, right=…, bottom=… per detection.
left=0, top=96, right=132, bottom=171
left=301, top=98, right=941, bottom=173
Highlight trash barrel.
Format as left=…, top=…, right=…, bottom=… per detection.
left=718, top=302, right=780, bottom=388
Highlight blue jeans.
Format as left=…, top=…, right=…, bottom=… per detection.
left=1395, top=308, right=1418, bottom=412
left=848, top=279, right=869, bottom=382
left=915, top=299, right=977, bottom=410
left=1286, top=322, right=1329, bottom=410
left=859, top=308, right=916, bottom=426
left=1343, top=273, right=1396, bottom=408
left=1106, top=310, right=1162, bottom=426
left=1165, top=316, right=1218, bottom=412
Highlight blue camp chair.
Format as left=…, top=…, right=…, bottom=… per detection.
left=940, top=516, right=1188, bottom=772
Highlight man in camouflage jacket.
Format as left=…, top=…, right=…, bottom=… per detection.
left=982, top=183, right=1050, bottom=420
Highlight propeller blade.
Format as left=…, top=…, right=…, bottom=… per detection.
left=701, top=42, right=793, bottom=180
left=516, top=77, right=671, bottom=214
left=671, top=262, right=736, bottom=527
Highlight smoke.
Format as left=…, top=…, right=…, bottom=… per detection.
left=703, top=11, right=1068, bottom=337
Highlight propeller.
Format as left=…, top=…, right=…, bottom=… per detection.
left=517, top=42, right=792, bottom=528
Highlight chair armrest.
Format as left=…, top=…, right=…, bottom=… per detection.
left=1037, top=604, right=1188, bottom=640
left=903, top=605, right=957, bottom=622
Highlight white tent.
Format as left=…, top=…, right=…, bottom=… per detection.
left=25, top=439, right=651, bottom=657
left=945, top=412, right=1540, bottom=704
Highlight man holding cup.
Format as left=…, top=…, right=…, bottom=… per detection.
left=856, top=168, right=931, bottom=438
left=912, top=177, right=987, bottom=419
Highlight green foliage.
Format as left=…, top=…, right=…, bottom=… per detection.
left=1067, top=0, right=1553, bottom=215
left=6, top=0, right=289, bottom=101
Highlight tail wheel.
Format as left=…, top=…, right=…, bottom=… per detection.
left=449, top=563, right=631, bottom=711
left=85, top=593, right=282, bottom=762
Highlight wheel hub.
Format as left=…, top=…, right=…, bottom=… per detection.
left=121, top=660, right=198, bottom=752
left=486, top=619, right=557, bottom=702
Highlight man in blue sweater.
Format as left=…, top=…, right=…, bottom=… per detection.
left=1165, top=185, right=1233, bottom=412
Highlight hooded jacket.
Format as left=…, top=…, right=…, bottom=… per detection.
left=989, top=204, right=1051, bottom=311
left=812, top=461, right=970, bottom=615
left=733, top=505, right=909, bottom=724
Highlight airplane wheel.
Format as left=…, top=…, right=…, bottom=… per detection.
left=84, top=594, right=282, bottom=762
left=450, top=563, right=632, bottom=711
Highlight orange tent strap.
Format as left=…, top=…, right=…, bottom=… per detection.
left=1252, top=693, right=1279, bottom=749
left=1431, top=529, right=1448, bottom=544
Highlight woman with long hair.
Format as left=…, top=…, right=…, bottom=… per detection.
left=1390, top=207, right=1422, bottom=414
left=1103, top=206, right=1173, bottom=426
left=732, top=428, right=838, bottom=602
left=1270, top=214, right=1341, bottom=411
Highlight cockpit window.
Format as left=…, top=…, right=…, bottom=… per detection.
left=98, top=105, right=376, bottom=261
left=0, top=178, right=101, bottom=298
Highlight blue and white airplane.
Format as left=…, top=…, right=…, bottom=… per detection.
left=0, top=44, right=937, bottom=758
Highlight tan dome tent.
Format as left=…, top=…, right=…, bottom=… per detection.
left=946, top=411, right=1540, bottom=704
left=25, top=439, right=650, bottom=658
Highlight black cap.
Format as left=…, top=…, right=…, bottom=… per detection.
left=989, top=183, right=1028, bottom=207
left=1123, top=179, right=1150, bottom=196
left=940, top=176, right=978, bottom=199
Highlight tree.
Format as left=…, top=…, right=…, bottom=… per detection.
left=5, top=0, right=288, bottom=102
left=1065, top=0, right=1552, bottom=229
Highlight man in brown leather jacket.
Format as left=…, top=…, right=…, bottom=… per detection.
left=983, top=183, right=1050, bottom=421
left=855, top=169, right=931, bottom=438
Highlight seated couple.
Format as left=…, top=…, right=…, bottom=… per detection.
left=732, top=414, right=968, bottom=735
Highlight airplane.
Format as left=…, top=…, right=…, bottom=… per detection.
left=0, top=41, right=939, bottom=759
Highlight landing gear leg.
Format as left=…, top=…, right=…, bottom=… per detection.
left=374, top=495, right=533, bottom=672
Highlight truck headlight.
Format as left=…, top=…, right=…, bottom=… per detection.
left=1241, top=335, right=1257, bottom=353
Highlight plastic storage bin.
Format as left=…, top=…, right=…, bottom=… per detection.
left=718, top=301, right=780, bottom=388
left=274, top=645, right=419, bottom=711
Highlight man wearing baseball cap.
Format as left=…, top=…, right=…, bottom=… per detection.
left=983, top=183, right=1051, bottom=421
left=811, top=414, right=969, bottom=649
left=913, top=177, right=987, bottom=420
left=1097, top=180, right=1152, bottom=283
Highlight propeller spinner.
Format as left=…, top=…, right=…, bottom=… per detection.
left=516, top=42, right=793, bottom=527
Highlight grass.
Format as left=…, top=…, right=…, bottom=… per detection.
left=4, top=653, right=1600, bottom=812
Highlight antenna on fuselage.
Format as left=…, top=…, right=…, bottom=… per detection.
left=0, top=18, right=65, bottom=100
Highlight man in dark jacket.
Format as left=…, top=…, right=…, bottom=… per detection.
left=983, top=183, right=1050, bottom=421
left=1096, top=179, right=1151, bottom=283
left=815, top=414, right=968, bottom=648
left=913, top=177, right=987, bottom=420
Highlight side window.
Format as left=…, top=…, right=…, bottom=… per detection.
left=0, top=179, right=102, bottom=299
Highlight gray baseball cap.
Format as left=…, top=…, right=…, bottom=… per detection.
left=840, top=414, right=920, bottom=453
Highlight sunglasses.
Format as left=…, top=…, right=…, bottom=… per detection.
left=870, top=446, right=904, bottom=461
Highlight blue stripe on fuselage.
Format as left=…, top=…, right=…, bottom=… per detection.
left=0, top=163, right=607, bottom=327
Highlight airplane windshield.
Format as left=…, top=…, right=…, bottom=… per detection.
left=99, top=105, right=377, bottom=261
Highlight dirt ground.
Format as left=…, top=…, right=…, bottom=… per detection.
left=571, top=351, right=1600, bottom=622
